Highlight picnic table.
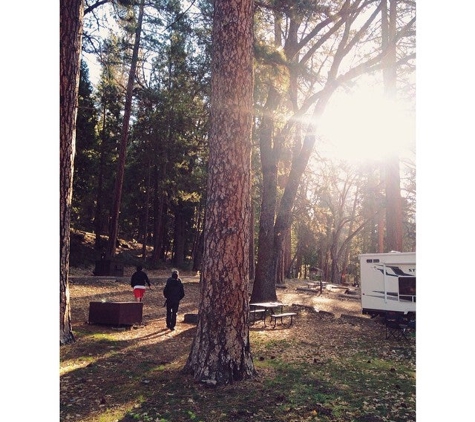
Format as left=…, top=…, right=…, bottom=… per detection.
left=249, top=302, right=296, bottom=328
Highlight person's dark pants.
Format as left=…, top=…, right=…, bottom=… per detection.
left=166, top=301, right=180, bottom=329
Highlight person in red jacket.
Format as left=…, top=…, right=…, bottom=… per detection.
left=163, top=269, right=185, bottom=330
left=130, top=265, right=151, bottom=302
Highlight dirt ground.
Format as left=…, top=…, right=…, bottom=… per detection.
left=62, top=269, right=386, bottom=383
left=61, top=268, right=415, bottom=421
left=66, top=268, right=365, bottom=335
left=62, top=268, right=379, bottom=385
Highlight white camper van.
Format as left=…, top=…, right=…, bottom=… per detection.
left=359, top=252, right=416, bottom=318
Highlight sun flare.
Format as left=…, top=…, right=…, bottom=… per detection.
left=317, top=86, right=415, bottom=162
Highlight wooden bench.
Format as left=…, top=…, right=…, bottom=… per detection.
left=269, top=312, right=297, bottom=328
left=249, top=309, right=266, bottom=325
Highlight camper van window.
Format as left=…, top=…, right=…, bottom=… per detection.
left=366, top=259, right=380, bottom=263
left=399, top=277, right=416, bottom=303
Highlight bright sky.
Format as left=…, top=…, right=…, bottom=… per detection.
left=84, top=52, right=102, bottom=86
left=317, top=80, right=415, bottom=163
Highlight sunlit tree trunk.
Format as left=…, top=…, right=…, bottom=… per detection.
left=382, top=0, right=403, bottom=251
left=254, top=89, right=333, bottom=298
left=60, top=0, right=84, bottom=345
left=251, top=5, right=337, bottom=301
left=252, top=10, right=302, bottom=299
left=184, top=0, right=255, bottom=385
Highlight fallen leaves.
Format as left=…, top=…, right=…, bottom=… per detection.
left=61, top=276, right=415, bottom=421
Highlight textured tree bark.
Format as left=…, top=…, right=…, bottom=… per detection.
left=184, top=0, right=255, bottom=385
left=60, top=0, right=84, bottom=345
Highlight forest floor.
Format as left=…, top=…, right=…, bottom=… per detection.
left=60, top=264, right=416, bottom=422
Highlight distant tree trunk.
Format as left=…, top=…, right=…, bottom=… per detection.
left=382, top=0, right=403, bottom=252
left=94, top=104, right=107, bottom=251
left=60, top=0, right=84, bottom=345
left=284, top=228, right=292, bottom=278
left=330, top=229, right=340, bottom=283
left=277, top=248, right=285, bottom=283
left=385, top=155, right=403, bottom=250
left=340, top=187, right=359, bottom=282
left=173, top=207, right=186, bottom=267
left=191, top=202, right=205, bottom=272
left=141, top=161, right=152, bottom=260
left=192, top=230, right=204, bottom=273
left=295, top=252, right=302, bottom=279
left=184, top=0, right=255, bottom=385
left=107, top=0, right=145, bottom=258
left=152, top=164, right=166, bottom=262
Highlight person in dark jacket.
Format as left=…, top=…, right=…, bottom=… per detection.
left=130, top=265, right=151, bottom=302
left=163, top=269, right=185, bottom=330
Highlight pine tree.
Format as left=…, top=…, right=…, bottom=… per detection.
left=184, top=0, right=255, bottom=385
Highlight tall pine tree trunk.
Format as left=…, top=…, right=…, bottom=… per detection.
left=107, top=0, right=145, bottom=258
left=60, top=0, right=84, bottom=345
left=184, top=0, right=255, bottom=385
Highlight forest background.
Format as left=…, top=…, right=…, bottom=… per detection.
left=2, top=1, right=473, bottom=421
left=68, top=0, right=417, bottom=286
